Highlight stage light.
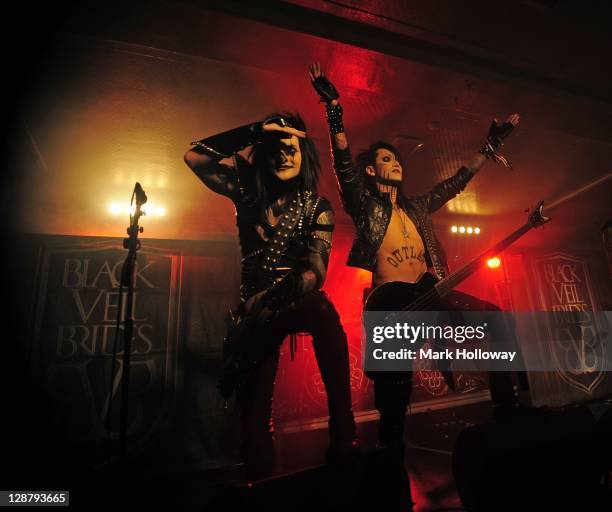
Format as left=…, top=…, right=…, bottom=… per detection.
left=451, top=225, right=481, bottom=235
left=108, top=203, right=122, bottom=215
left=108, top=202, right=166, bottom=218
left=487, top=256, right=501, bottom=269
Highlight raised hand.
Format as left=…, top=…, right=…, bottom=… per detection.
left=308, top=62, right=339, bottom=104
left=507, top=113, right=520, bottom=127
left=262, top=116, right=306, bottom=139
left=488, top=113, right=520, bottom=144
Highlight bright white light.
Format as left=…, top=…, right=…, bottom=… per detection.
left=459, top=226, right=466, bottom=233
left=475, top=227, right=481, bottom=234
left=467, top=227, right=473, bottom=234
left=487, top=256, right=501, bottom=269
left=451, top=225, right=458, bottom=233
left=108, top=202, right=166, bottom=218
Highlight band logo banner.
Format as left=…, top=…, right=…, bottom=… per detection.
left=534, top=252, right=607, bottom=394
left=30, top=241, right=182, bottom=468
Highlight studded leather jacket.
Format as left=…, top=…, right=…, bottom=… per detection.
left=331, top=147, right=475, bottom=279
left=189, top=152, right=334, bottom=306
left=233, top=175, right=334, bottom=304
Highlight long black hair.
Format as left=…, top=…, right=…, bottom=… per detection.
left=356, top=140, right=403, bottom=194
left=247, top=112, right=320, bottom=219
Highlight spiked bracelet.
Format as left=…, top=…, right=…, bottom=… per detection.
left=479, top=140, right=512, bottom=168
left=326, top=103, right=345, bottom=135
left=479, top=141, right=497, bottom=159
left=478, top=118, right=515, bottom=167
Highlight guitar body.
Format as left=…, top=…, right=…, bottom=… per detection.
left=364, top=272, right=441, bottom=311
left=364, top=273, right=453, bottom=388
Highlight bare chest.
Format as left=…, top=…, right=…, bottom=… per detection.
left=374, top=207, right=427, bottom=284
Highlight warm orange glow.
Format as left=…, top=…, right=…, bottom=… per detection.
left=355, top=268, right=373, bottom=284
left=487, top=256, right=502, bottom=269
left=108, top=203, right=122, bottom=215
left=107, top=202, right=167, bottom=217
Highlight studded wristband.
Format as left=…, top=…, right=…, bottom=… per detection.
left=326, top=103, right=345, bottom=135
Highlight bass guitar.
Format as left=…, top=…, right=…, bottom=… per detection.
left=365, top=201, right=551, bottom=312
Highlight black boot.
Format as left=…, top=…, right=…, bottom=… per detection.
left=362, top=374, right=415, bottom=511
left=360, top=444, right=414, bottom=511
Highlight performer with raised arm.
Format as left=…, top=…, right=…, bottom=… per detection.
left=184, top=112, right=357, bottom=481
left=309, top=62, right=521, bottom=510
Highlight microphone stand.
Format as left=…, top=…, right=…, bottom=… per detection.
left=117, top=183, right=147, bottom=471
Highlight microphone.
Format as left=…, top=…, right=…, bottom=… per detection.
left=134, top=182, right=148, bottom=205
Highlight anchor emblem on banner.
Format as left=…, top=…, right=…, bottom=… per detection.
left=535, top=252, right=608, bottom=395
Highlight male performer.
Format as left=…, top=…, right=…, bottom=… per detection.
left=309, top=63, right=520, bottom=509
left=184, top=113, right=357, bottom=480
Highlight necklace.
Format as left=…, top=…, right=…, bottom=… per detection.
left=393, top=204, right=411, bottom=239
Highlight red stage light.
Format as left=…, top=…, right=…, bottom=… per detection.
left=487, top=256, right=501, bottom=269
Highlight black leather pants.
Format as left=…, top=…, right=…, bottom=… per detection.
left=236, top=290, right=356, bottom=480
left=369, top=290, right=525, bottom=447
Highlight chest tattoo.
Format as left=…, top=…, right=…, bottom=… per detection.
left=386, top=245, right=425, bottom=268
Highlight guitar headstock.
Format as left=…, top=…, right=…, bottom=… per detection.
left=528, top=201, right=551, bottom=227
